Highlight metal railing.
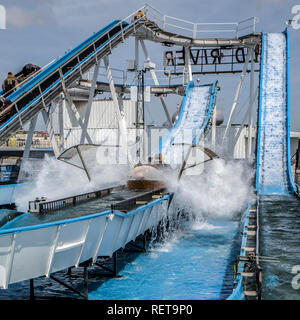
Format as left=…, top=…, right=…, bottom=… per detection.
left=141, top=3, right=258, bottom=39
left=29, top=185, right=124, bottom=214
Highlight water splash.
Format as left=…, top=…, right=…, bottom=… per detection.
left=14, top=154, right=130, bottom=212
left=166, top=158, right=253, bottom=220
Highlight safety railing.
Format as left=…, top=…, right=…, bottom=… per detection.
left=141, top=4, right=258, bottom=39
left=29, top=185, right=124, bottom=214
left=237, top=17, right=259, bottom=38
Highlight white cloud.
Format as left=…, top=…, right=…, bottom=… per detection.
left=6, top=5, right=53, bottom=27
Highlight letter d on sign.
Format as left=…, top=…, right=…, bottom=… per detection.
left=291, top=265, right=300, bottom=290
left=0, top=5, right=6, bottom=29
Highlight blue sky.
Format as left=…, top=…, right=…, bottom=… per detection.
left=0, top=0, right=300, bottom=130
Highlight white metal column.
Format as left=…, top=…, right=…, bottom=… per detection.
left=135, top=37, right=139, bottom=71
left=17, top=115, right=38, bottom=183
left=140, top=40, right=172, bottom=127
left=103, top=55, right=129, bottom=164
left=58, top=98, right=64, bottom=153
left=42, top=108, right=60, bottom=158
left=59, top=69, right=93, bottom=145
left=211, top=106, right=217, bottom=148
left=185, top=46, right=193, bottom=83
left=80, top=62, right=100, bottom=144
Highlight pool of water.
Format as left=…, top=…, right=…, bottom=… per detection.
left=0, top=218, right=241, bottom=300
left=260, top=195, right=300, bottom=300
left=89, top=219, right=241, bottom=300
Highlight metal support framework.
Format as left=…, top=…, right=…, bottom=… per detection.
left=123, top=235, right=147, bottom=253
left=94, top=252, right=119, bottom=278
left=30, top=263, right=89, bottom=300
left=17, top=115, right=38, bottom=183
left=28, top=251, right=121, bottom=300
left=140, top=39, right=172, bottom=127
left=80, top=62, right=101, bottom=144
left=247, top=48, right=256, bottom=158
left=223, top=48, right=252, bottom=141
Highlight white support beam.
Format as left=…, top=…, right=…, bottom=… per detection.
left=140, top=39, right=149, bottom=62
left=46, top=225, right=61, bottom=277
left=140, top=39, right=172, bottom=127
left=17, top=115, right=38, bottom=183
left=59, top=68, right=93, bottom=144
left=80, top=62, right=100, bottom=144
left=103, top=55, right=129, bottom=164
left=211, top=106, right=217, bottom=147
left=247, top=48, right=255, bottom=158
left=160, top=97, right=172, bottom=127
left=58, top=99, right=64, bottom=152
left=42, top=108, right=60, bottom=158
left=223, top=48, right=251, bottom=141
left=185, top=46, right=193, bottom=83
left=135, top=37, right=139, bottom=71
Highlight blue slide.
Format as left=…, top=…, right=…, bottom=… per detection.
left=256, top=30, right=298, bottom=195
left=156, top=81, right=218, bottom=167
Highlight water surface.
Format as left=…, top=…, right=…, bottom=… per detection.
left=260, top=195, right=300, bottom=300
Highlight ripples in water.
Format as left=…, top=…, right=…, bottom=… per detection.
left=260, top=195, right=300, bottom=300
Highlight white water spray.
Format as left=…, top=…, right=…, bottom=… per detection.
left=167, top=158, right=253, bottom=220
left=14, top=154, right=130, bottom=212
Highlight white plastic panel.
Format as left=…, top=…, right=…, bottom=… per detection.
left=125, top=212, right=144, bottom=244
left=9, top=227, right=58, bottom=285
left=97, top=215, right=123, bottom=257
left=79, top=215, right=108, bottom=264
left=113, top=215, right=134, bottom=252
left=0, top=234, right=14, bottom=288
